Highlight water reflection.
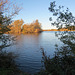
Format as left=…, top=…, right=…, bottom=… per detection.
left=3, top=31, right=63, bottom=74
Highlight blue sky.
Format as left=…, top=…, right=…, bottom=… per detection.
left=13, top=0, right=75, bottom=29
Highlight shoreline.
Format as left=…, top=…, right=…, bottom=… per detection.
left=42, top=29, right=75, bottom=31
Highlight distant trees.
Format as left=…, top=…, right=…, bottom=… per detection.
left=22, top=19, right=42, bottom=33
left=9, top=19, right=42, bottom=34
left=9, top=19, right=24, bottom=34
left=66, top=26, right=75, bottom=30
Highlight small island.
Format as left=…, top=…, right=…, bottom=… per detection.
left=7, top=19, right=42, bottom=34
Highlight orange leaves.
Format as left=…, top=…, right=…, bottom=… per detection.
left=8, top=19, right=42, bottom=34
left=22, top=19, right=42, bottom=33
left=9, top=19, right=24, bottom=34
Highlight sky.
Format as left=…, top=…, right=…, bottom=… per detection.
left=12, top=0, right=75, bottom=29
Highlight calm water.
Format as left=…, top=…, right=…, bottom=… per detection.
left=4, top=31, right=63, bottom=74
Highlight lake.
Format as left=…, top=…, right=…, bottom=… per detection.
left=3, top=31, right=63, bottom=74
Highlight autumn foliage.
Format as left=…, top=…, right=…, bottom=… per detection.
left=8, top=19, right=24, bottom=34
left=8, top=19, right=42, bottom=34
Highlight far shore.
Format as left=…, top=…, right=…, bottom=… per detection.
left=43, top=29, right=75, bottom=31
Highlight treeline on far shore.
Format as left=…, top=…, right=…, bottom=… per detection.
left=7, top=19, right=42, bottom=34
left=43, top=26, right=75, bottom=31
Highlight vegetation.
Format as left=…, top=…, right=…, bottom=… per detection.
left=22, top=20, right=42, bottom=33
left=66, top=26, right=75, bottom=30
left=0, top=51, right=28, bottom=75
left=8, top=19, right=24, bottom=34
left=43, top=26, right=75, bottom=31
left=58, top=26, right=75, bottom=31
left=35, top=1, right=75, bottom=75
left=8, top=19, right=42, bottom=34
left=0, top=0, right=41, bottom=75
left=0, top=0, right=75, bottom=75
left=0, top=0, right=29, bottom=75
left=0, top=0, right=21, bottom=50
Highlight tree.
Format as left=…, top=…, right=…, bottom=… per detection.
left=0, top=0, right=21, bottom=50
left=48, top=1, right=75, bottom=52
left=33, top=20, right=41, bottom=29
left=49, top=1, right=75, bottom=29
left=0, top=12, right=11, bottom=50
left=0, top=0, right=22, bottom=74
left=38, top=1, right=75, bottom=75
left=22, top=19, right=42, bottom=33
left=9, top=19, right=24, bottom=34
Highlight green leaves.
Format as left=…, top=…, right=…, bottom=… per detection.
left=49, top=1, right=75, bottom=29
